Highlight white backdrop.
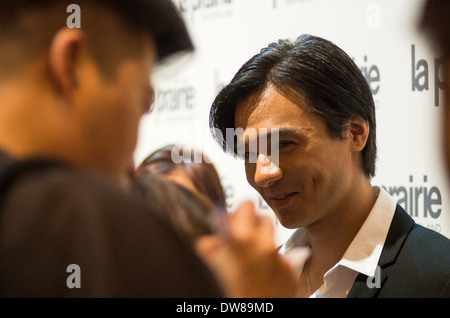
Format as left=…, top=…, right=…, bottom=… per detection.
left=134, top=0, right=450, bottom=244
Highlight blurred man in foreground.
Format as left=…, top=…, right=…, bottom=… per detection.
left=0, top=0, right=297, bottom=297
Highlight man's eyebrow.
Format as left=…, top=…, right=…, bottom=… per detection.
left=277, top=128, right=305, bottom=137
left=240, top=128, right=309, bottom=151
left=244, top=128, right=306, bottom=141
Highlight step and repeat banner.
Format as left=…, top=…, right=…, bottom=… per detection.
left=134, top=0, right=450, bottom=244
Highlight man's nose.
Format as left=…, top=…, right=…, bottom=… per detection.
left=254, top=154, right=283, bottom=188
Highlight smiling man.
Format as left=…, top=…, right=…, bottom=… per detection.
left=210, top=34, right=450, bottom=297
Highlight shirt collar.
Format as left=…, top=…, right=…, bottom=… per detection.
left=337, top=186, right=397, bottom=277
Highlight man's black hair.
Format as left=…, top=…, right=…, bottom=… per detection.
left=209, top=34, right=377, bottom=178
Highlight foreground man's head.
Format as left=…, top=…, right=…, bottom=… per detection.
left=0, top=0, right=193, bottom=181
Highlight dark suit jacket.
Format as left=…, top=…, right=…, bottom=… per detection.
left=348, top=204, right=450, bottom=297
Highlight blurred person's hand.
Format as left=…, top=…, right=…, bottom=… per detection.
left=195, top=201, right=300, bottom=298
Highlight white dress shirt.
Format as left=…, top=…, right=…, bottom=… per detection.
left=280, top=186, right=397, bottom=298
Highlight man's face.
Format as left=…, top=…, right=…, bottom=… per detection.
left=74, top=39, right=156, bottom=180
left=235, top=86, right=354, bottom=229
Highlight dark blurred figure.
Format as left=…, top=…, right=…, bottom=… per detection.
left=0, top=0, right=224, bottom=298
left=421, top=0, right=450, bottom=179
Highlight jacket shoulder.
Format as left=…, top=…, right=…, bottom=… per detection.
left=349, top=205, right=450, bottom=298
left=379, top=205, right=450, bottom=297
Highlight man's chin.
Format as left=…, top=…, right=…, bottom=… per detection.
left=272, top=211, right=303, bottom=229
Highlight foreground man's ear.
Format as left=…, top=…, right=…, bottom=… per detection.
left=48, top=28, right=84, bottom=100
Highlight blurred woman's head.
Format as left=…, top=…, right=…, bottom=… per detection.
left=136, top=145, right=227, bottom=210
left=134, top=173, right=220, bottom=243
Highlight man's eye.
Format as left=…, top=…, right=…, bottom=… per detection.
left=277, top=141, right=295, bottom=152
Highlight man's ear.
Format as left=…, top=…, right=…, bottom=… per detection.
left=348, top=115, right=370, bottom=152
left=48, top=28, right=84, bottom=98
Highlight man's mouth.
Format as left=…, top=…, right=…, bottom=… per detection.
left=268, top=192, right=297, bottom=208
left=270, top=192, right=296, bottom=200
left=274, top=194, right=293, bottom=200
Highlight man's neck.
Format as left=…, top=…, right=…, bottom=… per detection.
left=304, top=178, right=377, bottom=281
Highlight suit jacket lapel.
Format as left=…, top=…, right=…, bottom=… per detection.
left=347, top=205, right=415, bottom=298
left=378, top=205, right=415, bottom=266
left=348, top=269, right=387, bottom=298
